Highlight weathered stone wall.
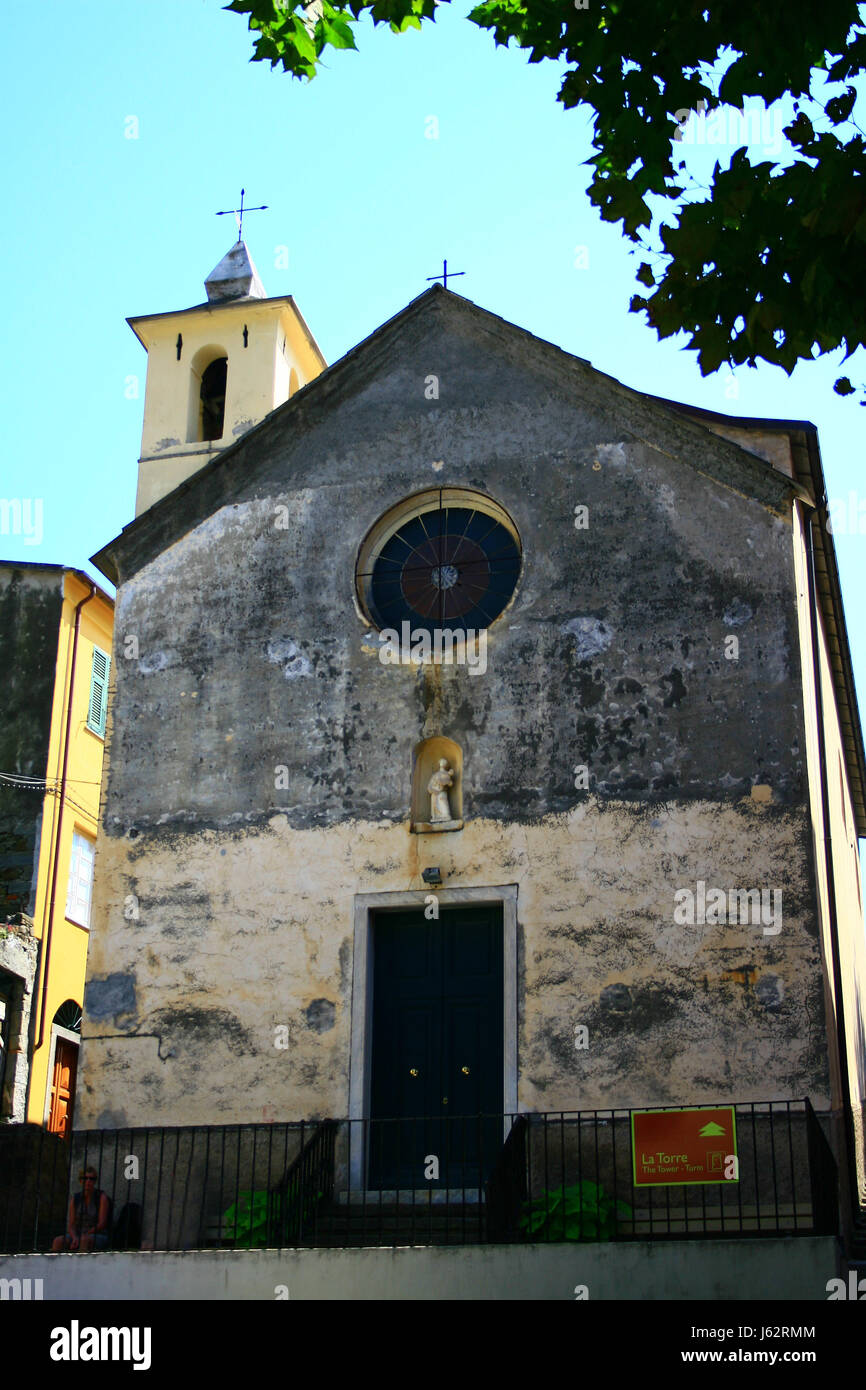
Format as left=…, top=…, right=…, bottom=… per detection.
left=80, top=295, right=825, bottom=1128
left=0, top=923, right=39, bottom=1121
left=0, top=566, right=62, bottom=920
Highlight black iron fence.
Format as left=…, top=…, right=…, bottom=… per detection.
left=0, top=1100, right=838, bottom=1253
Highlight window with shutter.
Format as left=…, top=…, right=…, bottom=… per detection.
left=66, top=831, right=95, bottom=928
left=86, top=645, right=110, bottom=738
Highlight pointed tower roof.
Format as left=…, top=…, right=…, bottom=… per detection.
left=204, top=240, right=266, bottom=303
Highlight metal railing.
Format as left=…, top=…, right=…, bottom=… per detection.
left=268, top=1120, right=337, bottom=1247
left=805, top=1096, right=839, bottom=1236
left=0, top=1099, right=838, bottom=1253
left=514, top=1101, right=837, bottom=1244
left=486, top=1115, right=528, bottom=1242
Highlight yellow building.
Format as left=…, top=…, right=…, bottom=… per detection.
left=2, top=239, right=319, bottom=1134
left=0, top=563, right=114, bottom=1134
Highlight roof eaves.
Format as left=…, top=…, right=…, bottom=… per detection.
left=127, top=294, right=328, bottom=368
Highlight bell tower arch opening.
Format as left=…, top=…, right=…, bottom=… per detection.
left=188, top=346, right=228, bottom=443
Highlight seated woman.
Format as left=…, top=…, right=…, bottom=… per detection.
left=51, top=1166, right=111, bottom=1252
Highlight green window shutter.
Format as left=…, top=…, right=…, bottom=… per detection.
left=86, top=645, right=111, bottom=737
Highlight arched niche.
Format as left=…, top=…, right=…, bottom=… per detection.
left=187, top=344, right=228, bottom=442
left=411, top=736, right=463, bottom=833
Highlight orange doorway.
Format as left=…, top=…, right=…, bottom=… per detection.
left=47, top=1037, right=78, bottom=1138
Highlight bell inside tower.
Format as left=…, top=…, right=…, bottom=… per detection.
left=199, top=356, right=227, bottom=441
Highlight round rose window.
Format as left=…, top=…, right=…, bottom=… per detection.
left=356, top=489, right=521, bottom=635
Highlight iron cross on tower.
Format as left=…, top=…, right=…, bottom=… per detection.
left=426, top=259, right=466, bottom=290
left=216, top=188, right=268, bottom=241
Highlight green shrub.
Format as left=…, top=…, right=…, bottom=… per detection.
left=519, top=1179, right=632, bottom=1242
left=222, top=1190, right=275, bottom=1248
left=222, top=1185, right=324, bottom=1247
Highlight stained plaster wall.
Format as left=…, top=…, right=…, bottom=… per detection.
left=0, top=566, right=63, bottom=921
left=79, top=295, right=827, bottom=1129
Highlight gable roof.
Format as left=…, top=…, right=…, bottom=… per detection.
left=93, top=284, right=797, bottom=578
left=90, top=286, right=866, bottom=834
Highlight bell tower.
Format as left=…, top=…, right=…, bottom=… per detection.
left=129, top=240, right=326, bottom=516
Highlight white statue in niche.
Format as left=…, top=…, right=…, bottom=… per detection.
left=427, top=758, right=454, bottom=822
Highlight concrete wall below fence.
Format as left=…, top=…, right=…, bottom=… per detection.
left=0, top=1237, right=840, bottom=1301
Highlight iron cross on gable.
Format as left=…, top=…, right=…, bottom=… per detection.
left=426, top=259, right=466, bottom=290
left=216, top=188, right=268, bottom=241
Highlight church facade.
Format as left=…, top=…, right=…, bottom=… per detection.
left=78, top=244, right=866, bottom=1208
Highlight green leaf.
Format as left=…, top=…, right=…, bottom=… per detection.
left=826, top=87, right=857, bottom=124
left=520, top=1181, right=633, bottom=1242
left=290, top=12, right=318, bottom=61
left=223, top=0, right=866, bottom=392
left=321, top=15, right=358, bottom=48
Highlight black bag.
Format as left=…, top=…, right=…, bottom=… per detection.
left=112, top=1201, right=143, bottom=1250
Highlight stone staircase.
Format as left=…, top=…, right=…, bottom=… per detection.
left=300, top=1200, right=490, bottom=1247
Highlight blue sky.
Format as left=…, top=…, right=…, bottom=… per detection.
left=2, top=1, right=864, bottom=736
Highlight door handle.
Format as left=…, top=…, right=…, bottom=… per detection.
left=442, top=1097, right=448, bottom=1105
left=461, top=1066, right=470, bottom=1075
left=409, top=1068, right=419, bottom=1077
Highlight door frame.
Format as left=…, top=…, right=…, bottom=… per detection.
left=42, top=1023, right=80, bottom=1128
left=349, top=886, right=518, bottom=1192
